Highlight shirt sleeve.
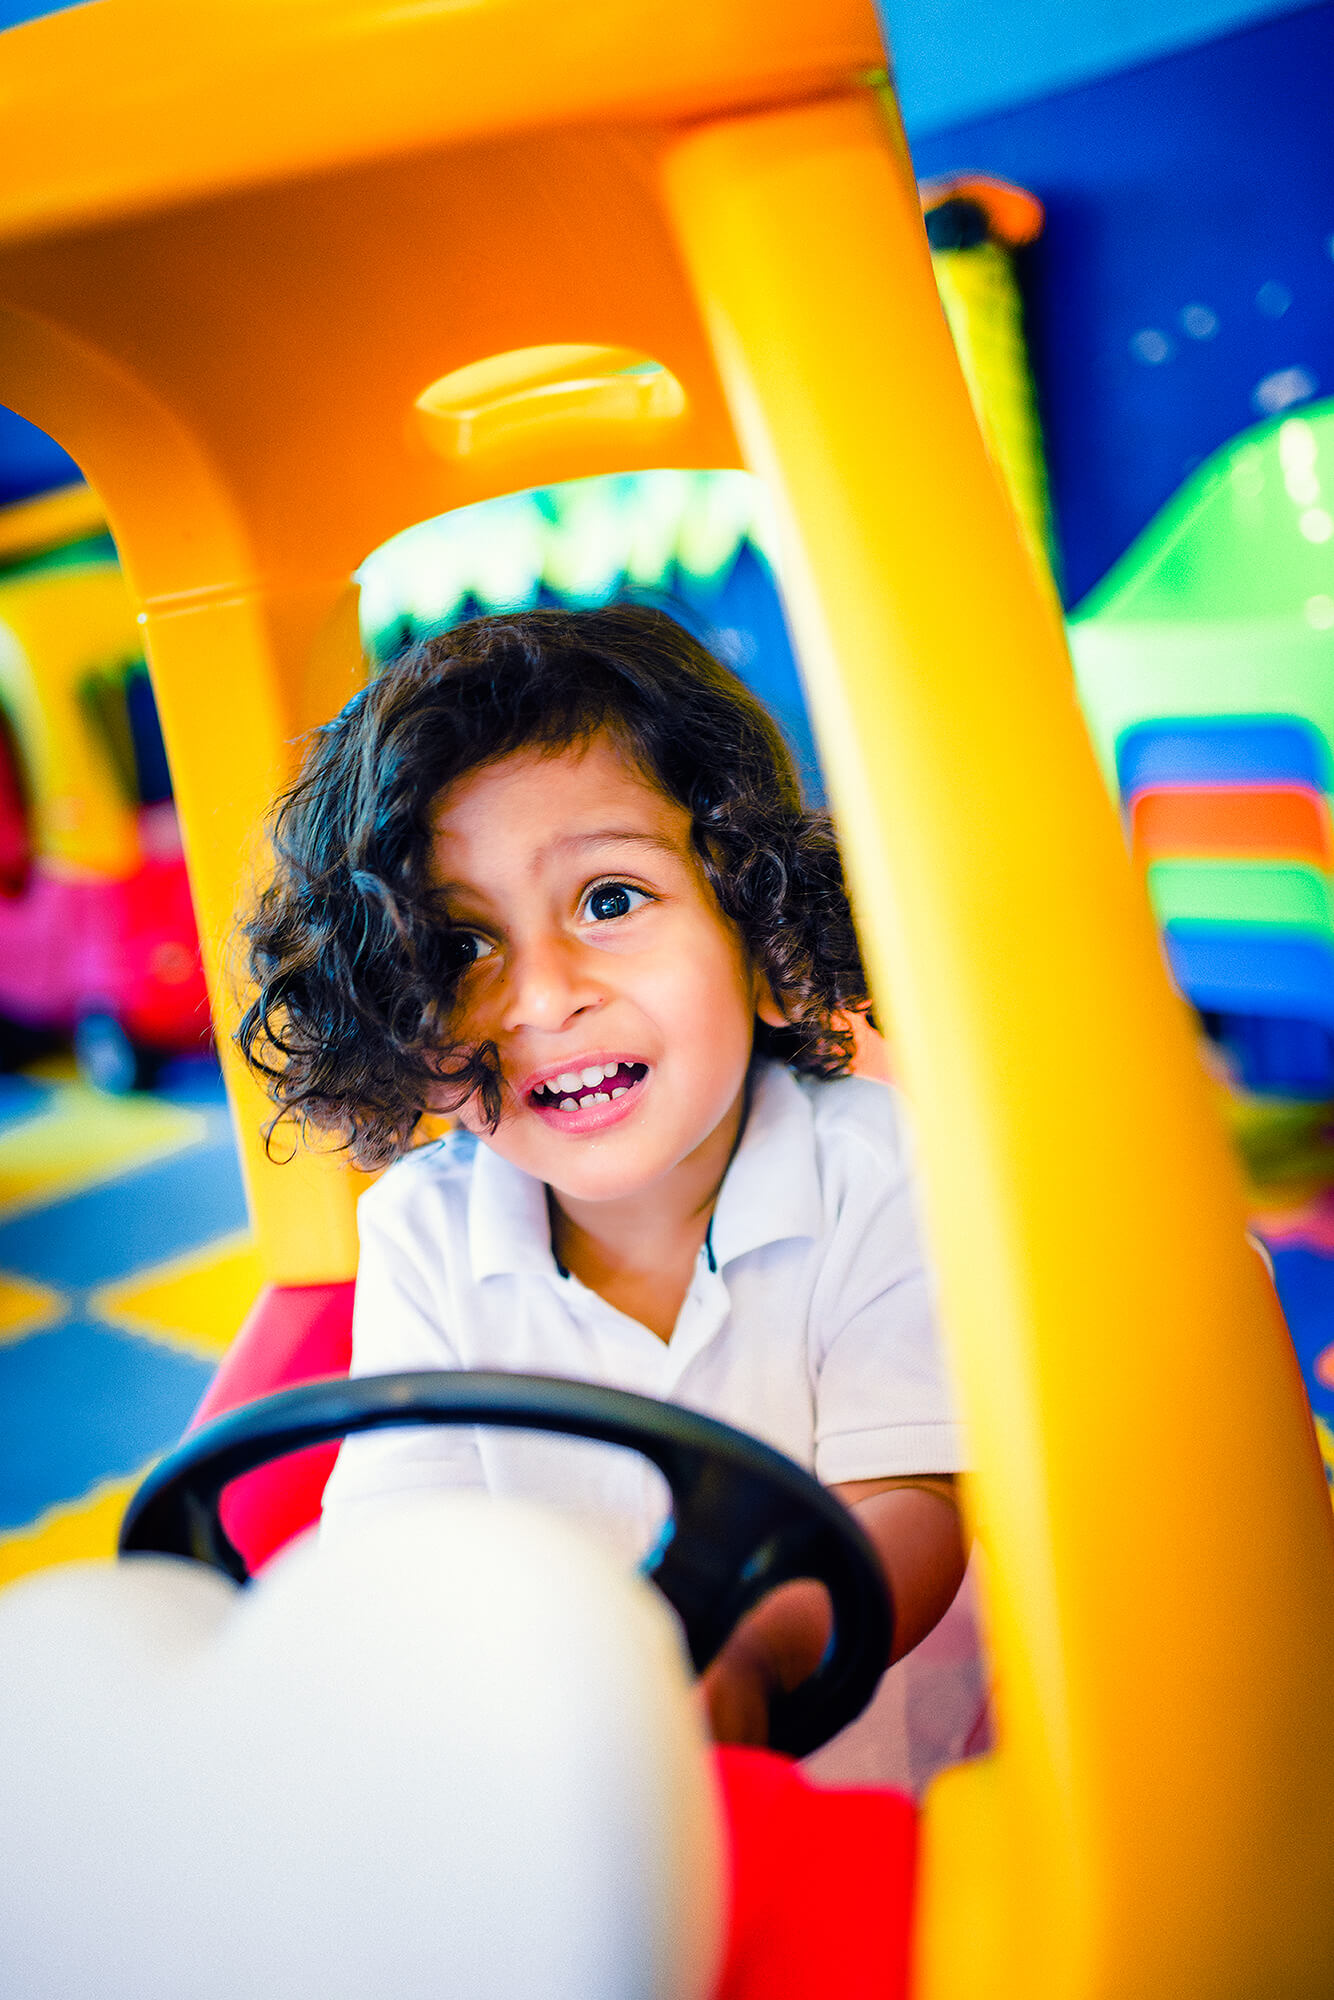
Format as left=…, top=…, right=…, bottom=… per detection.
left=319, top=1183, right=487, bottom=1544
left=811, top=1128, right=966, bottom=1487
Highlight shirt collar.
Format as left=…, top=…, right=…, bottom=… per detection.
left=709, top=1060, right=823, bottom=1269
left=468, top=1136, right=561, bottom=1283
left=465, top=1059, right=823, bottom=1284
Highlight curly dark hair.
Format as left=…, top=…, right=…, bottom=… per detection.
left=237, top=604, right=871, bottom=1166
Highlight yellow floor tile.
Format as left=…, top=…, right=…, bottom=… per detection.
left=1317, top=1416, right=1334, bottom=1495
left=17, top=1052, right=79, bottom=1087
left=0, top=1082, right=207, bottom=1217
left=93, top=1231, right=262, bottom=1360
left=0, top=1467, right=151, bottom=1593
left=0, top=1269, right=64, bottom=1347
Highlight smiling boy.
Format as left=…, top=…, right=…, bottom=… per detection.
left=240, top=606, right=967, bottom=1750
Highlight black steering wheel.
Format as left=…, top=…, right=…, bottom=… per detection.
left=119, top=1372, right=893, bottom=1759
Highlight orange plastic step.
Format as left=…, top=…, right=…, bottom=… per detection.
left=1130, top=784, right=1333, bottom=867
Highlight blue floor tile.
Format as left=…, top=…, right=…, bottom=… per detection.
left=0, top=1132, right=248, bottom=1289
left=0, top=1318, right=214, bottom=1528
left=1270, top=1245, right=1334, bottom=1425
left=154, top=1054, right=229, bottom=1106
left=0, top=1072, right=52, bottom=1133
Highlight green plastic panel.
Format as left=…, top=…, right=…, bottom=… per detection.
left=1068, top=400, right=1334, bottom=794
left=1147, top=858, right=1334, bottom=936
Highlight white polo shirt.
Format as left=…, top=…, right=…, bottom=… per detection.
left=321, top=1060, right=965, bottom=1564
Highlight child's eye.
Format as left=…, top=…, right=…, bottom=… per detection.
left=581, top=881, right=650, bottom=924
left=442, top=929, right=497, bottom=972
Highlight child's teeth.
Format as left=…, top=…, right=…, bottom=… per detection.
left=538, top=1064, right=644, bottom=1110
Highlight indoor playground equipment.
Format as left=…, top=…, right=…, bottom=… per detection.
left=1070, top=401, right=1334, bottom=1097
left=0, top=484, right=209, bottom=1088
left=920, top=171, right=1056, bottom=590
left=353, top=192, right=1055, bottom=798
left=359, top=468, right=774, bottom=657
left=358, top=467, right=821, bottom=796
left=0, top=1, right=1332, bottom=1996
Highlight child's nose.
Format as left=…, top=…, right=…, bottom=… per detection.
left=501, top=932, right=603, bottom=1034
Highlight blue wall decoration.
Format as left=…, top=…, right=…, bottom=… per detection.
left=909, top=1, right=1334, bottom=604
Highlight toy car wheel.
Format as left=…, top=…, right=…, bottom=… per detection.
left=74, top=1011, right=156, bottom=1094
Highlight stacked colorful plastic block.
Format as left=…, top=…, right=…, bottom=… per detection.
left=1070, top=403, right=1334, bottom=1096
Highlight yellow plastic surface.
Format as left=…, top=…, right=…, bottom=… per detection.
left=932, top=238, right=1057, bottom=584
left=0, top=3, right=1331, bottom=1989
left=0, top=0, right=880, bottom=245
left=0, top=480, right=105, bottom=563
left=663, top=91, right=1334, bottom=1993
left=0, top=564, right=144, bottom=877
left=415, top=347, right=688, bottom=463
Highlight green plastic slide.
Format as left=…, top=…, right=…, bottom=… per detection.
left=1069, top=400, right=1334, bottom=801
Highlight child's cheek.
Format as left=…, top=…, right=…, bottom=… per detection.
left=449, top=1084, right=499, bottom=1137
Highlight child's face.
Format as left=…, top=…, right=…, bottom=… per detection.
left=427, top=733, right=781, bottom=1211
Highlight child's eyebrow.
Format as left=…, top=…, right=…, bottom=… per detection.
left=545, top=828, right=682, bottom=860
left=431, top=828, right=688, bottom=903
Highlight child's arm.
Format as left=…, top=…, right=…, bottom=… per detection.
left=701, top=1476, right=966, bottom=1748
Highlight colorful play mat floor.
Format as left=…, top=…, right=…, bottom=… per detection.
left=1, top=1057, right=1332, bottom=1594
left=0, top=1055, right=257, bottom=1589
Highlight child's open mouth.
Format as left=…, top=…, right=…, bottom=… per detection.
left=527, top=1060, right=649, bottom=1123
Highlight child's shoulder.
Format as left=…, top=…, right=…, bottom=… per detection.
left=788, top=1067, right=915, bottom=1179
left=358, top=1126, right=480, bottom=1223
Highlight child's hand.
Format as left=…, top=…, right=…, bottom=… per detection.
left=698, top=1578, right=833, bottom=1747
left=700, top=1646, right=774, bottom=1747
left=696, top=1480, right=966, bottom=1747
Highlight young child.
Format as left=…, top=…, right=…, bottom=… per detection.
left=238, top=604, right=969, bottom=1757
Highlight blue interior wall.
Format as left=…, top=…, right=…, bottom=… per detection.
left=909, top=1, right=1334, bottom=604
left=0, top=0, right=86, bottom=28
left=883, top=0, right=1316, bottom=137
left=0, top=407, right=79, bottom=508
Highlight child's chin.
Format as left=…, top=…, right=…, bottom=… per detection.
left=546, top=1157, right=658, bottom=1205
